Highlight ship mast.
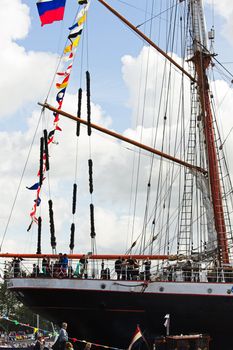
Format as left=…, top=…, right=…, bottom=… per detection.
left=96, top=0, right=230, bottom=264
left=189, top=0, right=229, bottom=264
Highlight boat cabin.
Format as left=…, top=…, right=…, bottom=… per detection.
left=154, top=334, right=210, bottom=350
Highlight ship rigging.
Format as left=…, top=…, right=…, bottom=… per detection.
left=2, top=0, right=233, bottom=349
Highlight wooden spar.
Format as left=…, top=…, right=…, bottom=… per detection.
left=188, top=0, right=229, bottom=263
left=38, top=102, right=206, bottom=174
left=193, top=53, right=229, bottom=264
left=0, top=253, right=169, bottom=260
left=97, top=0, right=196, bottom=83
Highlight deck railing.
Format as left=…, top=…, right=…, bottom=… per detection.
left=3, top=257, right=233, bottom=283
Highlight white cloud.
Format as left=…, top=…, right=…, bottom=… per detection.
left=0, top=0, right=30, bottom=43
left=0, top=0, right=58, bottom=118
left=206, top=0, right=233, bottom=44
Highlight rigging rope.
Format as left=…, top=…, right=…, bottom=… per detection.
left=76, top=88, right=82, bottom=137
left=128, top=0, right=153, bottom=255
left=39, top=137, right=44, bottom=187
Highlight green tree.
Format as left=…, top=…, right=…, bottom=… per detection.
left=0, top=280, right=53, bottom=333
left=0, top=280, right=22, bottom=318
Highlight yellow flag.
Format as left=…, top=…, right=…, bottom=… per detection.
left=64, top=43, right=73, bottom=53
left=72, top=35, right=81, bottom=48
left=78, top=13, right=86, bottom=26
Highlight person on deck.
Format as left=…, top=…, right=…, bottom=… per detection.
left=114, top=257, right=122, bottom=280
left=132, top=258, right=139, bottom=280
left=183, top=260, right=192, bottom=282
left=74, top=261, right=81, bottom=278
left=31, top=264, right=40, bottom=277
left=62, top=254, right=69, bottom=276
left=144, top=257, right=151, bottom=280
left=126, top=257, right=134, bottom=280
left=42, top=257, right=50, bottom=276
left=121, top=259, right=127, bottom=280
left=79, top=255, right=88, bottom=279
left=12, top=258, right=21, bottom=277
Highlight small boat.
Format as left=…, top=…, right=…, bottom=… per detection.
left=165, top=334, right=211, bottom=350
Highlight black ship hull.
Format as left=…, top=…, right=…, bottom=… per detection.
left=8, top=278, right=233, bottom=350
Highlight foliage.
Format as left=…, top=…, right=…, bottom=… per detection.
left=0, top=280, right=53, bottom=333
left=0, top=279, right=21, bottom=318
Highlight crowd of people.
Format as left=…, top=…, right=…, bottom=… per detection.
left=10, top=255, right=152, bottom=281
left=33, top=322, right=70, bottom=350
left=111, top=257, right=151, bottom=281
left=14, top=254, right=88, bottom=279
left=30, top=254, right=69, bottom=279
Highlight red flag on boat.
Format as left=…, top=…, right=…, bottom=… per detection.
left=36, top=0, right=66, bottom=26
left=128, top=325, right=144, bottom=350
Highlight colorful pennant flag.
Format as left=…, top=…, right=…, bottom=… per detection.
left=34, top=197, right=41, bottom=206
left=28, top=1, right=90, bottom=228
left=56, top=88, right=66, bottom=102
left=36, top=0, right=67, bottom=26
left=63, top=52, right=75, bottom=62
left=56, top=75, right=70, bottom=89
left=26, top=182, right=40, bottom=190
left=1, top=316, right=54, bottom=336
left=68, top=25, right=83, bottom=42
left=64, top=3, right=89, bottom=52
left=57, top=64, right=73, bottom=76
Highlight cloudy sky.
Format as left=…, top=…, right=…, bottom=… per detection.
left=0, top=0, right=233, bottom=261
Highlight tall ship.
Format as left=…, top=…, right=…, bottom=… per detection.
left=2, top=0, right=233, bottom=349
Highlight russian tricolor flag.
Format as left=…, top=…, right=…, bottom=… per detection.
left=36, top=0, right=66, bottom=26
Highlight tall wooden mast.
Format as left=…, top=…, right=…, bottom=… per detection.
left=190, top=0, right=229, bottom=264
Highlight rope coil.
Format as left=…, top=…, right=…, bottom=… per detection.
left=69, top=223, right=75, bottom=250
left=72, top=183, right=77, bottom=214
left=86, top=71, right=91, bottom=136
left=48, top=199, right=56, bottom=249
left=90, top=203, right=96, bottom=238
left=88, top=159, right=93, bottom=194
left=43, top=129, right=50, bottom=171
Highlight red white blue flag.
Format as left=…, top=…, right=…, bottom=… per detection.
left=128, top=325, right=144, bottom=350
left=36, top=0, right=66, bottom=26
